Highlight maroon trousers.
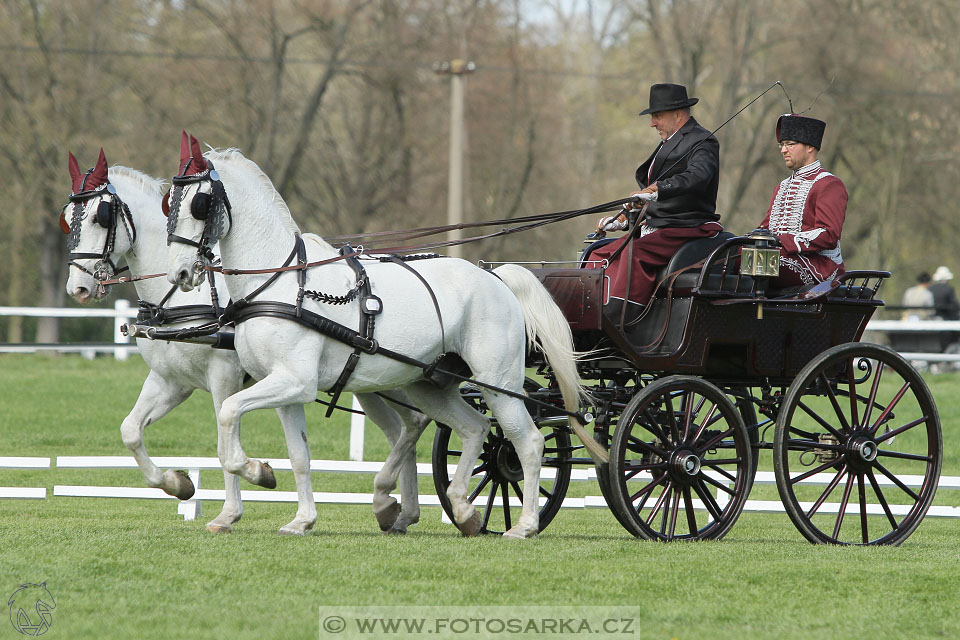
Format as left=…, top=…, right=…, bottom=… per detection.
left=586, top=222, right=723, bottom=305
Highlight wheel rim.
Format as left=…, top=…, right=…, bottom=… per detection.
left=432, top=421, right=572, bottom=535
left=609, top=376, right=752, bottom=541
left=773, top=343, right=942, bottom=545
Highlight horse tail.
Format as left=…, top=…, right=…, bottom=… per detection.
left=492, top=264, right=609, bottom=465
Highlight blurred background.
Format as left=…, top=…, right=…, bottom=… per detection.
left=1, top=0, right=957, bottom=343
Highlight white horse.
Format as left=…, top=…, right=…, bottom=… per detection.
left=164, top=140, right=606, bottom=538
left=63, top=149, right=428, bottom=535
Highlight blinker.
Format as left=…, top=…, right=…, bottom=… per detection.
left=94, top=200, right=113, bottom=229
left=191, top=191, right=212, bottom=220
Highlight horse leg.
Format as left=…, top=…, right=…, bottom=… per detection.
left=357, top=392, right=430, bottom=534
left=275, top=403, right=317, bottom=536
left=482, top=393, right=545, bottom=539
left=404, top=383, right=490, bottom=537
left=204, top=366, right=246, bottom=534
left=216, top=371, right=317, bottom=534
left=120, top=371, right=197, bottom=500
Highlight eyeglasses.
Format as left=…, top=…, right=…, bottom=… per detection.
left=778, top=141, right=801, bottom=149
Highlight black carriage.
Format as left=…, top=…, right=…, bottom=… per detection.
left=432, top=231, right=942, bottom=545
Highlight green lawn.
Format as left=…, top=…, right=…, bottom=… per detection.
left=2, top=354, right=959, bottom=639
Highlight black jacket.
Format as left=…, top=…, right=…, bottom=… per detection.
left=635, top=117, right=720, bottom=228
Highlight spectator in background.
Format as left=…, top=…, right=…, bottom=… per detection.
left=901, top=272, right=934, bottom=320
left=929, top=266, right=960, bottom=320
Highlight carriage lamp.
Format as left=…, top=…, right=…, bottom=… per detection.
left=740, top=229, right=781, bottom=278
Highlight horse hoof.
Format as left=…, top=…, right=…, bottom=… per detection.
left=383, top=526, right=407, bottom=536
left=503, top=526, right=537, bottom=540
left=374, top=501, right=402, bottom=532
left=458, top=511, right=483, bottom=537
left=257, top=461, right=277, bottom=489
left=205, top=522, right=233, bottom=534
left=278, top=527, right=306, bottom=537
left=163, top=469, right=195, bottom=501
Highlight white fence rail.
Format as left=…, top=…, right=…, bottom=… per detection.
left=4, top=455, right=959, bottom=522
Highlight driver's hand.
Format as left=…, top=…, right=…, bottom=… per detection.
left=597, top=213, right=628, bottom=233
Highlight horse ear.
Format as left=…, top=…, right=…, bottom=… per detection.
left=189, top=135, right=208, bottom=171
left=180, top=130, right=191, bottom=166
left=162, top=191, right=170, bottom=216
left=59, top=209, right=70, bottom=234
left=68, top=152, right=81, bottom=187
left=92, top=148, right=108, bottom=185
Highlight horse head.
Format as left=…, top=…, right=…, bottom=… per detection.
left=62, top=149, right=138, bottom=303
left=165, top=131, right=232, bottom=291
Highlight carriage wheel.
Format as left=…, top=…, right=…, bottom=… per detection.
left=432, top=423, right=572, bottom=534
left=607, top=376, right=753, bottom=540
left=773, top=342, right=941, bottom=545
left=431, top=383, right=572, bottom=535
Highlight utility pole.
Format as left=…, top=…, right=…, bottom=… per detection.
left=434, top=59, right=475, bottom=259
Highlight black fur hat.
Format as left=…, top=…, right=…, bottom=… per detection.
left=776, top=114, right=826, bottom=149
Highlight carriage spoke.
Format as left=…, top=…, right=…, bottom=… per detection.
left=625, top=435, right=669, bottom=459
left=480, top=481, right=499, bottom=530
left=642, top=408, right=671, bottom=444
left=667, top=488, right=681, bottom=540
left=867, top=382, right=911, bottom=436
left=797, top=400, right=846, bottom=441
left=698, top=427, right=734, bottom=452
left=874, top=416, right=929, bottom=443
left=832, top=472, right=856, bottom=540
left=819, top=372, right=852, bottom=433
left=874, top=462, right=921, bottom=501
left=682, top=486, right=698, bottom=536
left=699, top=472, right=735, bottom=496
left=804, top=467, right=847, bottom=519
left=700, top=461, right=738, bottom=484
left=875, top=449, right=932, bottom=463
left=857, top=473, right=869, bottom=543
left=630, top=473, right=666, bottom=505
left=679, top=391, right=698, bottom=442
left=538, top=484, right=554, bottom=500
left=501, top=482, right=512, bottom=532
left=790, top=454, right=847, bottom=485
left=862, top=363, right=884, bottom=430
left=621, top=461, right=667, bottom=483
left=690, top=402, right=719, bottom=444
left=867, top=469, right=900, bottom=530
left=845, top=363, right=860, bottom=434
left=692, top=479, right=724, bottom=521
left=664, top=396, right=681, bottom=444
left=510, top=480, right=524, bottom=503
left=645, top=481, right=672, bottom=528
left=468, top=474, right=492, bottom=503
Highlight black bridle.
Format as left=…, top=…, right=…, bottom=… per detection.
left=61, top=171, right=135, bottom=290
left=165, top=158, right=232, bottom=271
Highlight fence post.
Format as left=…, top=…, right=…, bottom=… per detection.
left=113, top=299, right=132, bottom=361
left=349, top=395, right=365, bottom=461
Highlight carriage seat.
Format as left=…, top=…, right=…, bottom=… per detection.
left=653, top=231, right=754, bottom=295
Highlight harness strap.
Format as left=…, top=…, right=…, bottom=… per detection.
left=220, top=300, right=588, bottom=422
left=382, top=254, right=446, bottom=355
left=324, top=245, right=377, bottom=417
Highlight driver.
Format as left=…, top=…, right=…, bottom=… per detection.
left=585, top=83, right=722, bottom=326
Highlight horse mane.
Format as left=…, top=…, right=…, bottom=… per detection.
left=107, top=166, right=167, bottom=200
left=203, top=148, right=301, bottom=235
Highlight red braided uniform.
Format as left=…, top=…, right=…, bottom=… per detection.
left=759, top=160, right=847, bottom=287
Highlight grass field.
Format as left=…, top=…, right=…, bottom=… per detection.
left=2, top=353, right=959, bottom=639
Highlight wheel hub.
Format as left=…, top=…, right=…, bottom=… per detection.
left=849, top=437, right=878, bottom=462
left=669, top=449, right=702, bottom=483
left=488, top=438, right=524, bottom=483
